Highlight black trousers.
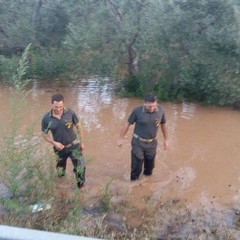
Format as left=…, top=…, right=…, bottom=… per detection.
left=130, top=137, right=157, bottom=180
left=54, top=143, right=86, bottom=184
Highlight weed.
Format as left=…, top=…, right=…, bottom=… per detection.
left=100, top=180, right=112, bottom=213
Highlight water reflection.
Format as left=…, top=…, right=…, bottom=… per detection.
left=181, top=101, right=196, bottom=120
left=112, top=98, right=129, bottom=121
left=76, top=77, right=113, bottom=131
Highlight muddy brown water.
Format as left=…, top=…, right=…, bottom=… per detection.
left=1, top=77, right=240, bottom=212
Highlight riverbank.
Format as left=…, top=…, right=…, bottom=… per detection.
left=1, top=177, right=240, bottom=239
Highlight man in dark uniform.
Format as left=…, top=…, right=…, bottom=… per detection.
left=117, top=93, right=168, bottom=181
left=41, top=93, right=86, bottom=189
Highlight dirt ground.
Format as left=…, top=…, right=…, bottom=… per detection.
left=54, top=170, right=240, bottom=239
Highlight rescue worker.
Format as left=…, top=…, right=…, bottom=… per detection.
left=41, top=93, right=86, bottom=189
left=117, top=93, right=168, bottom=180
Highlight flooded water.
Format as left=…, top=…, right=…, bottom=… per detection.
left=1, top=77, right=240, bottom=211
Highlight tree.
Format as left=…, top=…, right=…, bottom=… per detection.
left=35, top=2, right=70, bottom=48
left=0, top=0, right=35, bottom=55
left=105, top=0, right=149, bottom=76
left=135, top=0, right=240, bottom=104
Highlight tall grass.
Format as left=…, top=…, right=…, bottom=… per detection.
left=0, top=43, right=56, bottom=210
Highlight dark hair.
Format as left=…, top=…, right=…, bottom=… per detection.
left=51, top=93, right=64, bottom=103
left=144, top=93, right=157, bottom=103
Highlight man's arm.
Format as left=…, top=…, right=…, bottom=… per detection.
left=42, top=132, right=64, bottom=151
left=117, top=122, right=131, bottom=147
left=161, top=123, right=169, bottom=150
left=76, top=123, right=85, bottom=151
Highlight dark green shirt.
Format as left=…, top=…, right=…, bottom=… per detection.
left=41, top=108, right=79, bottom=145
left=128, top=105, right=166, bottom=139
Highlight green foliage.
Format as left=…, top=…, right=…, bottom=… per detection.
left=35, top=4, right=70, bottom=48
left=0, top=45, right=56, bottom=204
left=100, top=181, right=112, bottom=212
left=29, top=49, right=74, bottom=78
left=0, top=55, right=19, bottom=82
left=12, top=43, right=31, bottom=90
left=153, top=77, right=176, bottom=101
left=0, top=0, right=35, bottom=48
left=123, top=76, right=141, bottom=95
left=121, top=0, right=240, bottom=107
left=1, top=198, right=22, bottom=212
left=1, top=0, right=240, bottom=107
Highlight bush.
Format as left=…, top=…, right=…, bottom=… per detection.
left=0, top=55, right=19, bottom=82
left=29, top=49, right=75, bottom=78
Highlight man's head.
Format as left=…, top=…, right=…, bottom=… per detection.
left=51, top=93, right=64, bottom=103
left=51, top=93, right=64, bottom=115
left=144, top=93, right=157, bottom=113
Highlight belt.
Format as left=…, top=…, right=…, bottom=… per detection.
left=133, top=133, right=156, bottom=143
left=64, top=139, right=80, bottom=148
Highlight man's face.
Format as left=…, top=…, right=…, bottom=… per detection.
left=52, top=100, right=64, bottom=115
left=145, top=101, right=157, bottom=113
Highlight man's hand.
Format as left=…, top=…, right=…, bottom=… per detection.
left=42, top=133, right=64, bottom=151
left=54, top=142, right=64, bottom=151
left=163, top=139, right=169, bottom=150
left=117, top=123, right=130, bottom=147
left=80, top=143, right=85, bottom=151
left=117, top=139, right=123, bottom=147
